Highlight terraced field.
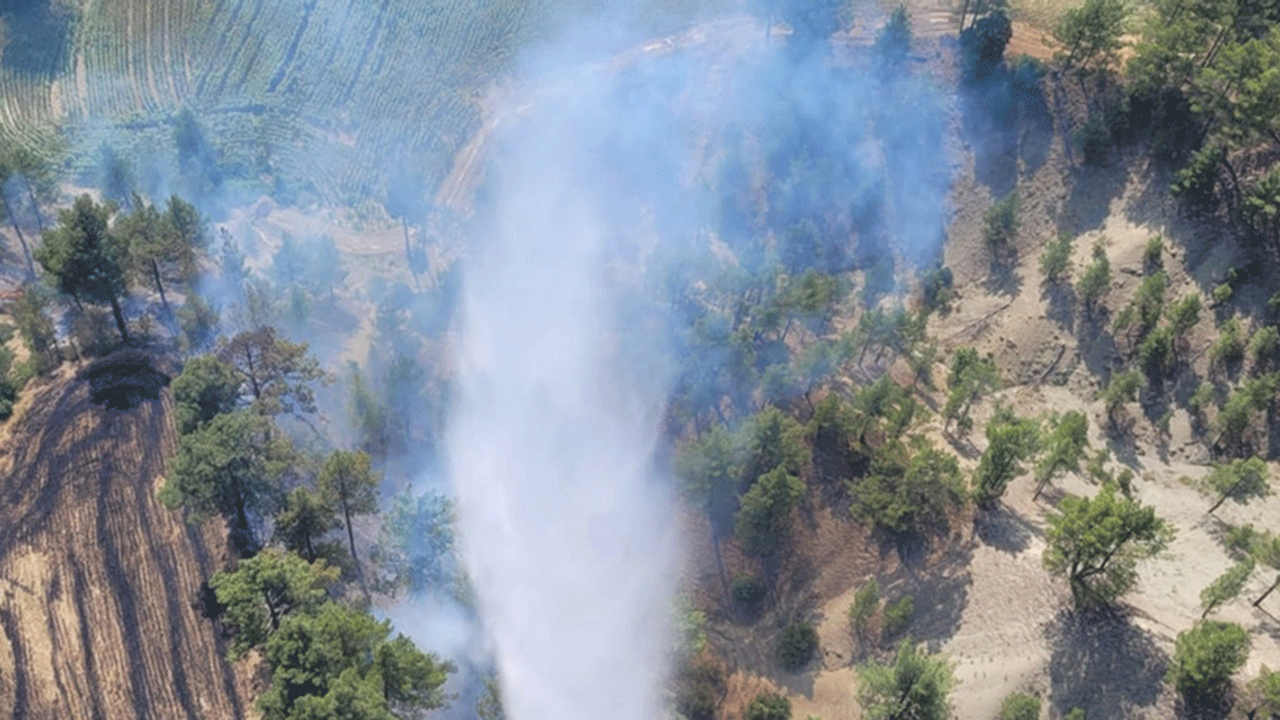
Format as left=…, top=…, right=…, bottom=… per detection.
left=0, top=0, right=737, bottom=210
left=0, top=354, right=252, bottom=720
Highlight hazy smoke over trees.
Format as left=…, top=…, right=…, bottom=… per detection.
left=443, top=5, right=950, bottom=719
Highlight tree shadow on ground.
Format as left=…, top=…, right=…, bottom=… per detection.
left=960, top=76, right=1019, bottom=199
left=1042, top=281, right=1077, bottom=333
left=984, top=254, right=1024, bottom=298
left=1060, top=162, right=1129, bottom=235
left=878, top=533, right=974, bottom=652
left=973, top=506, right=1038, bottom=554
left=1018, top=86, right=1055, bottom=175
left=1045, top=608, right=1169, bottom=719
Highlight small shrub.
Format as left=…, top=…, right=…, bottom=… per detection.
left=921, top=265, right=955, bottom=312
left=1143, top=235, right=1164, bottom=270
left=732, top=574, right=768, bottom=617
left=848, top=577, right=881, bottom=637
left=1040, top=233, right=1074, bottom=284
left=883, top=596, right=914, bottom=637
left=1188, top=381, right=1214, bottom=413
left=777, top=622, right=819, bottom=672
left=1075, top=116, right=1112, bottom=167
left=675, top=656, right=726, bottom=720
left=1211, top=317, right=1246, bottom=366
left=745, top=691, right=791, bottom=720
left=1250, top=326, right=1279, bottom=369
left=983, top=191, right=1020, bottom=254
left=998, top=691, right=1041, bottom=720
left=1212, top=281, right=1233, bottom=306
left=1064, top=709, right=1086, bottom=720
left=1077, top=241, right=1111, bottom=314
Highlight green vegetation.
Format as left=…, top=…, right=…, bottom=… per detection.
left=1076, top=241, right=1111, bottom=316
left=258, top=601, right=453, bottom=720
left=1102, top=369, right=1141, bottom=429
left=777, top=621, right=819, bottom=671
left=1052, top=0, right=1127, bottom=72
left=847, top=577, right=881, bottom=643
left=1199, top=559, right=1254, bottom=618
left=35, top=195, right=132, bottom=341
left=1043, top=486, right=1172, bottom=608
left=982, top=191, right=1020, bottom=259
left=851, top=435, right=964, bottom=533
left=997, top=691, right=1041, bottom=720
left=973, top=406, right=1040, bottom=509
left=1039, top=233, right=1074, bottom=284
left=1169, top=621, right=1249, bottom=702
left=736, top=467, right=806, bottom=561
left=882, top=595, right=914, bottom=637
left=1204, top=457, right=1270, bottom=514
left=1033, top=410, right=1088, bottom=499
left=209, top=549, right=338, bottom=660
left=317, top=451, right=379, bottom=574
left=745, top=691, right=792, bottom=720
left=943, top=347, right=1000, bottom=431
left=858, top=640, right=954, bottom=720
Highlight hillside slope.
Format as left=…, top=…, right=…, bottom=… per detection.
left=0, top=352, right=251, bottom=720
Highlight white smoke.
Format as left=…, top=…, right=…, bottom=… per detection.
left=445, top=65, right=681, bottom=720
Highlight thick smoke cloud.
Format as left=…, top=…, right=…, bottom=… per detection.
left=443, top=6, right=951, bottom=720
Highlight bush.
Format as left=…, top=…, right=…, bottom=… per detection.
left=777, top=622, right=819, bottom=672
left=1143, top=235, right=1164, bottom=269
left=998, top=691, right=1041, bottom=720
left=1075, top=116, right=1112, bottom=167
left=1250, top=326, right=1279, bottom=369
left=848, top=577, right=881, bottom=638
left=1169, top=621, right=1249, bottom=701
left=675, top=656, right=725, bottom=720
left=732, top=574, right=768, bottom=617
left=1211, top=317, right=1247, bottom=366
left=745, top=691, right=791, bottom=720
left=1077, top=241, right=1111, bottom=314
left=883, top=596, right=914, bottom=637
left=920, top=265, right=955, bottom=312
left=983, top=191, right=1020, bottom=257
left=1171, top=144, right=1225, bottom=212
left=1040, top=233, right=1074, bottom=284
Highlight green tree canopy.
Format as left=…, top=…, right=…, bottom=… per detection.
left=1043, top=486, right=1173, bottom=607
left=1200, top=558, right=1254, bottom=618
left=943, top=347, right=1000, bottom=432
left=35, top=194, right=131, bottom=340
left=973, top=407, right=1040, bottom=508
left=745, top=690, right=791, bottom=720
left=735, top=466, right=805, bottom=560
left=217, top=326, right=325, bottom=416
left=318, top=450, right=380, bottom=574
left=1169, top=621, right=1250, bottom=702
left=1052, top=0, right=1128, bottom=71
left=160, top=409, right=291, bottom=548
left=172, top=355, right=241, bottom=435
left=209, top=548, right=338, bottom=659
left=1205, top=457, right=1270, bottom=513
left=372, top=491, right=457, bottom=596
left=276, top=487, right=344, bottom=565
left=1033, top=410, right=1089, bottom=500
left=257, top=601, right=454, bottom=720
left=851, top=435, right=964, bottom=533
left=857, top=640, right=955, bottom=720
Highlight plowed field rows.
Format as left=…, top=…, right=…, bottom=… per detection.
left=0, top=365, right=251, bottom=720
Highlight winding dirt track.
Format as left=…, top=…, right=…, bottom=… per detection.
left=0, top=364, right=251, bottom=719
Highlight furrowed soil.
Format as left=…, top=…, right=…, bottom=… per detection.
left=0, top=353, right=253, bottom=720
